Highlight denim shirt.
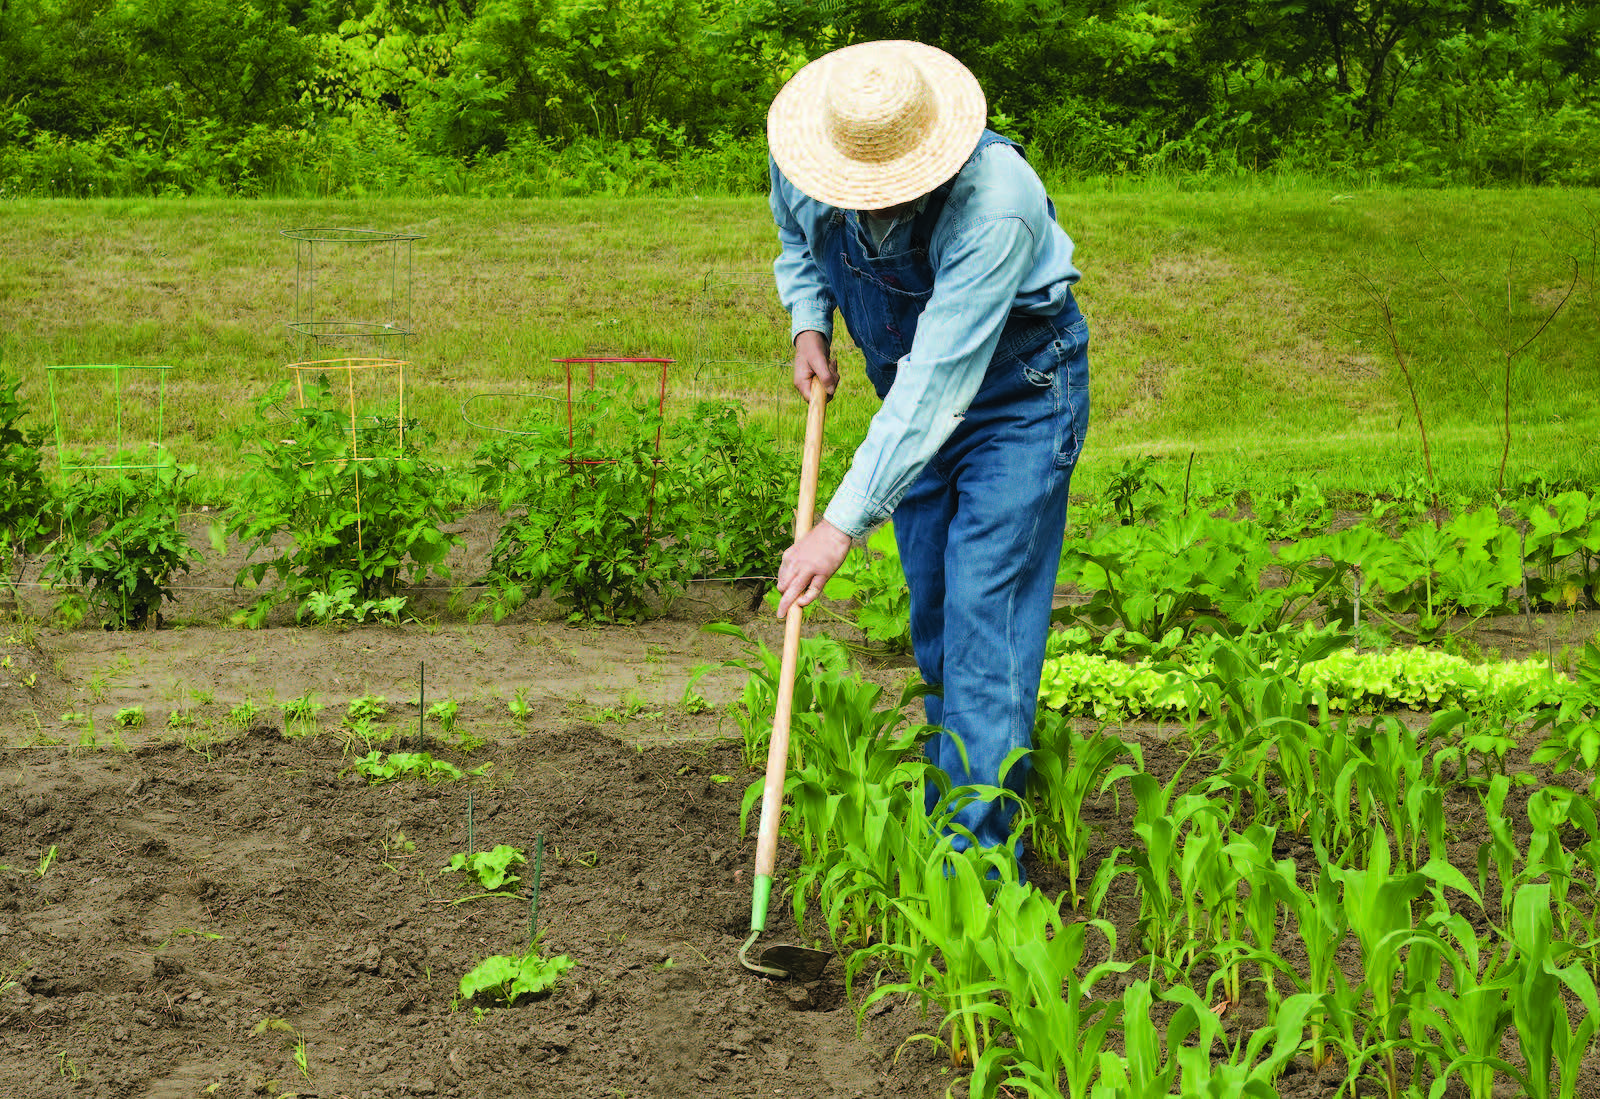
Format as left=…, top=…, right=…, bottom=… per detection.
left=769, top=139, right=1082, bottom=537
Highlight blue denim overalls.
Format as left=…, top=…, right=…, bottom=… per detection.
left=818, top=132, right=1091, bottom=874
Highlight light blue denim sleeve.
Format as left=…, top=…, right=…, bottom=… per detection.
left=823, top=146, right=1059, bottom=538
left=769, top=159, right=836, bottom=344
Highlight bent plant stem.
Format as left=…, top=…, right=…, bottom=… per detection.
left=1430, top=247, right=1578, bottom=492
left=1357, top=271, right=1435, bottom=510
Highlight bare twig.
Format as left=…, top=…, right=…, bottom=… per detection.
left=1426, top=248, right=1579, bottom=492
left=1355, top=273, right=1436, bottom=508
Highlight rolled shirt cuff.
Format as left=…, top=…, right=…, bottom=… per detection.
left=788, top=300, right=834, bottom=345
left=822, top=486, right=892, bottom=542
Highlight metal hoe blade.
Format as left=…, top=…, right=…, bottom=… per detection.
left=739, top=929, right=832, bottom=982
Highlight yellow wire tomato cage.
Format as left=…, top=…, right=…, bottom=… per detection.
left=285, top=356, right=410, bottom=558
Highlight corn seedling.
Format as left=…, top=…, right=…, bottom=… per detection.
left=1355, top=714, right=1447, bottom=873
left=858, top=839, right=1018, bottom=1071
left=709, top=623, right=851, bottom=768
left=1098, top=770, right=1224, bottom=972
left=1170, top=990, right=1319, bottom=1098
left=968, top=907, right=1128, bottom=1099
left=1024, top=711, right=1139, bottom=909
left=1332, top=826, right=1479, bottom=1099
left=1521, top=788, right=1584, bottom=944
left=1504, top=882, right=1600, bottom=1099
left=1092, top=979, right=1195, bottom=1098
left=1405, top=911, right=1516, bottom=1099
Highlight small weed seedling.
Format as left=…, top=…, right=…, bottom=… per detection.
left=282, top=692, right=325, bottom=736
left=427, top=698, right=460, bottom=733
left=377, top=831, right=417, bottom=872
left=252, top=1018, right=312, bottom=1081
left=507, top=687, right=532, bottom=721
left=114, top=705, right=144, bottom=729
left=443, top=844, right=526, bottom=892
left=157, top=927, right=224, bottom=949
left=32, top=845, right=58, bottom=878
left=680, top=665, right=713, bottom=714
left=227, top=698, right=261, bottom=728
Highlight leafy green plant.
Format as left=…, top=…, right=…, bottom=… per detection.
left=443, top=844, right=525, bottom=891
left=506, top=687, right=532, bottom=721
left=226, top=379, right=459, bottom=627
left=821, top=525, right=910, bottom=652
left=1515, top=490, right=1600, bottom=611
left=346, top=694, right=386, bottom=722
left=0, top=371, right=53, bottom=555
left=666, top=399, right=796, bottom=582
left=1530, top=639, right=1600, bottom=773
left=473, top=379, right=690, bottom=623
left=348, top=750, right=479, bottom=784
left=427, top=698, right=460, bottom=733
left=458, top=939, right=574, bottom=1007
left=42, top=467, right=197, bottom=629
left=114, top=706, right=144, bottom=728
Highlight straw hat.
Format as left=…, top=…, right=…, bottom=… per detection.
left=767, top=40, right=986, bottom=210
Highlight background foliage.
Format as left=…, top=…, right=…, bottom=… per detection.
left=1, top=0, right=1597, bottom=197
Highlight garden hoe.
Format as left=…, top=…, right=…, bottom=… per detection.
left=740, top=378, right=833, bottom=983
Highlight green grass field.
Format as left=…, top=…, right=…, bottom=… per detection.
left=2, top=185, right=1596, bottom=504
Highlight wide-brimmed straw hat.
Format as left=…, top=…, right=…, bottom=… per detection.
left=767, top=40, right=986, bottom=210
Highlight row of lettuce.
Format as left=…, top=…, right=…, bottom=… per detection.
left=723, top=623, right=1600, bottom=1098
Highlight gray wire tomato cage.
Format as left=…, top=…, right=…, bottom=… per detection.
left=281, top=227, right=422, bottom=355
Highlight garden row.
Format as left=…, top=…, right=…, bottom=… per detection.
left=1, top=375, right=799, bottom=627
left=724, top=625, right=1600, bottom=1098
left=4, top=369, right=1599, bottom=646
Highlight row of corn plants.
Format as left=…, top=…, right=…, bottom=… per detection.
left=729, top=626, right=1600, bottom=1097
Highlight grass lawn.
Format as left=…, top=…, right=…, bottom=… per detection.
left=2, top=185, right=1596, bottom=502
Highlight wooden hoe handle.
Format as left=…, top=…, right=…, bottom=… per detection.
left=749, top=378, right=828, bottom=928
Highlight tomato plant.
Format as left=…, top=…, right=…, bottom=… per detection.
left=42, top=465, right=196, bottom=629
left=226, top=380, right=459, bottom=627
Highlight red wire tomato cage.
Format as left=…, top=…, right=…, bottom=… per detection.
left=552, top=356, right=675, bottom=543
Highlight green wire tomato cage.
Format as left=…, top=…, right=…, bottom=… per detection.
left=46, top=363, right=173, bottom=473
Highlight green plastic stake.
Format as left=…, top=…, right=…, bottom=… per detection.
left=528, top=834, right=545, bottom=947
